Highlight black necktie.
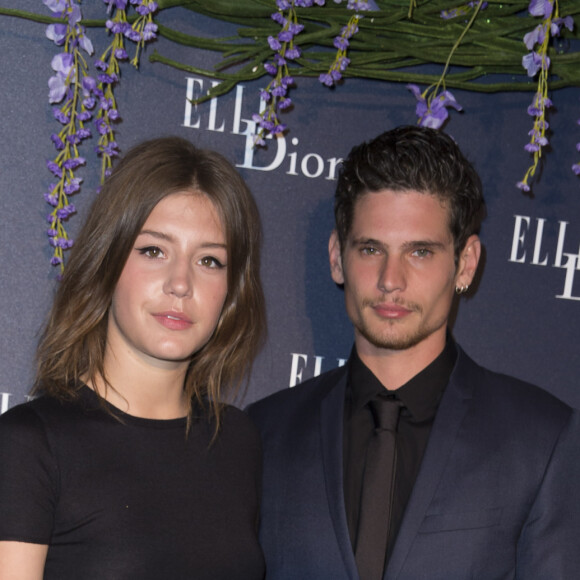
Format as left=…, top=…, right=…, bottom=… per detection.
left=355, top=396, right=402, bottom=580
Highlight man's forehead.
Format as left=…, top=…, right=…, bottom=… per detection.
left=347, top=189, right=454, bottom=242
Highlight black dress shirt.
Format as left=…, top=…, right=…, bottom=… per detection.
left=343, top=339, right=457, bottom=565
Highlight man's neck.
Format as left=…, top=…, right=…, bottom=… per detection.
left=355, top=331, right=447, bottom=391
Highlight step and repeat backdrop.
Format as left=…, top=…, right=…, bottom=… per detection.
left=1, top=1, right=579, bottom=414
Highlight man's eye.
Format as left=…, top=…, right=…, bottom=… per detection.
left=413, top=249, right=431, bottom=258
left=138, top=246, right=164, bottom=259
left=361, top=247, right=378, bottom=255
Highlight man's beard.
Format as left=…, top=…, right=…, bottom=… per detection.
left=353, top=299, right=444, bottom=351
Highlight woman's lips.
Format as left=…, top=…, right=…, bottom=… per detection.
left=152, top=312, right=193, bottom=330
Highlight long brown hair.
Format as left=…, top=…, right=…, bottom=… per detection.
left=35, top=136, right=266, bottom=430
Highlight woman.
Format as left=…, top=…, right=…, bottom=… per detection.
left=0, top=137, right=266, bottom=579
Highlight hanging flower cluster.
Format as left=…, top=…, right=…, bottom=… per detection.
left=319, top=12, right=363, bottom=87
left=406, top=84, right=463, bottom=129
left=517, top=0, right=574, bottom=192
left=406, top=0, right=486, bottom=131
left=43, top=0, right=158, bottom=271
left=44, top=0, right=94, bottom=270
left=253, top=0, right=323, bottom=146
left=95, top=0, right=159, bottom=183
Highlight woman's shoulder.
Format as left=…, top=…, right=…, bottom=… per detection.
left=0, top=396, right=57, bottom=431
left=0, top=389, right=95, bottom=439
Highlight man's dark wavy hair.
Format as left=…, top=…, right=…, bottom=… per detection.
left=334, top=125, right=486, bottom=260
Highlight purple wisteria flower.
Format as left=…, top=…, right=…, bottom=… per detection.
left=46, top=23, right=67, bottom=45
left=518, top=0, right=576, bottom=188
left=407, top=84, right=462, bottom=129
left=551, top=16, right=574, bottom=35
left=319, top=2, right=369, bottom=89
left=523, top=24, right=545, bottom=49
left=253, top=1, right=313, bottom=145
left=522, top=51, right=548, bottom=77
left=48, top=53, right=74, bottom=103
left=44, top=0, right=97, bottom=271
left=528, top=0, right=553, bottom=19
left=43, top=0, right=68, bottom=13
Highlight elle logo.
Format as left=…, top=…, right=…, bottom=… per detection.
left=182, top=77, right=342, bottom=180
left=289, top=353, right=347, bottom=387
left=0, top=392, right=11, bottom=415
left=509, top=215, right=580, bottom=301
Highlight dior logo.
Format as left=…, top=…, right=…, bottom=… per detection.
left=183, top=77, right=342, bottom=180
left=289, top=353, right=347, bottom=387
left=509, top=215, right=580, bottom=301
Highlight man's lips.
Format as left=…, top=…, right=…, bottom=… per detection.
left=152, top=311, right=193, bottom=330
left=371, top=303, right=413, bottom=319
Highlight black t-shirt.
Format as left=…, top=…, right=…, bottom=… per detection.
left=0, top=387, right=265, bottom=579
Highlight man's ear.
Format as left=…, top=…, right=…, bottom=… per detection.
left=329, top=230, right=345, bottom=285
left=455, top=234, right=481, bottom=288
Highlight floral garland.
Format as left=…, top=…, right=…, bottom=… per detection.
left=41, top=0, right=158, bottom=272
left=1, top=0, right=579, bottom=270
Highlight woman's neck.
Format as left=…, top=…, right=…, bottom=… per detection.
left=87, top=348, right=190, bottom=420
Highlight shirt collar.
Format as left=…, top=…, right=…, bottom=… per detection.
left=348, top=338, right=457, bottom=423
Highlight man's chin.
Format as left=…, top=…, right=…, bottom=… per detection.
left=358, top=326, right=429, bottom=352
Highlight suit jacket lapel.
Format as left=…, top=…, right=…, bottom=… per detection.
left=319, top=368, right=360, bottom=580
left=385, top=348, right=475, bottom=580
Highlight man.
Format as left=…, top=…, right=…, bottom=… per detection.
left=248, top=126, right=580, bottom=579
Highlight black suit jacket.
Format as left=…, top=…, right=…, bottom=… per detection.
left=247, top=346, right=580, bottom=579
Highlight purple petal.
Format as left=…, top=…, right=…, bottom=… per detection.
left=51, top=52, right=74, bottom=74
left=522, top=52, right=542, bottom=77
left=407, top=83, right=424, bottom=101
left=528, top=0, right=553, bottom=19
left=438, top=90, right=462, bottom=111
left=319, top=72, right=334, bottom=86
left=516, top=181, right=531, bottom=192
left=43, top=0, right=67, bottom=13
left=48, top=75, right=67, bottom=103
left=523, top=25, right=544, bottom=50
left=78, top=33, right=94, bottom=55
left=334, top=35, right=349, bottom=50
left=271, top=13, right=286, bottom=25
left=285, top=47, right=301, bottom=60
left=278, top=97, right=292, bottom=110
left=68, top=4, right=81, bottom=26
left=46, top=23, right=67, bottom=45
left=268, top=35, right=282, bottom=51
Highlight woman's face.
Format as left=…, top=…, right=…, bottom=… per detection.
left=107, top=192, right=228, bottom=371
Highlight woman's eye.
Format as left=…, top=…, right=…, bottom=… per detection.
left=200, top=256, right=225, bottom=269
left=138, top=246, right=164, bottom=259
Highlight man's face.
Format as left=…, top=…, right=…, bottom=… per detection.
left=329, top=189, right=479, bottom=360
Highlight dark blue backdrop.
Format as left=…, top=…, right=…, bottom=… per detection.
left=0, top=1, right=578, bottom=415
